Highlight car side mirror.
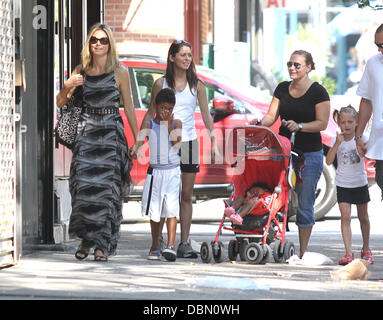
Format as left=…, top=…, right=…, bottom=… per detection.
left=213, top=96, right=235, bottom=113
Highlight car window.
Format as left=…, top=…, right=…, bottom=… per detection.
left=132, top=68, right=164, bottom=109
left=202, top=82, right=251, bottom=114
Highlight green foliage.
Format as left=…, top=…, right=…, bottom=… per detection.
left=311, top=76, right=337, bottom=96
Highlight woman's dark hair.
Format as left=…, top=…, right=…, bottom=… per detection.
left=292, top=50, right=315, bottom=71
left=165, top=40, right=199, bottom=93
left=155, top=88, right=176, bottom=106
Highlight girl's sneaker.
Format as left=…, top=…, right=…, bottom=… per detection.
left=338, top=253, right=354, bottom=265
left=361, top=250, right=374, bottom=264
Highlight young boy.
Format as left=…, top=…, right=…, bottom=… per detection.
left=138, top=88, right=182, bottom=261
left=224, top=183, right=273, bottom=225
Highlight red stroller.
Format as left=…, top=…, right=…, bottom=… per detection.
left=201, top=126, right=298, bottom=264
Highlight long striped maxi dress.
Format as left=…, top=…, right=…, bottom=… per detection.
left=68, top=71, right=132, bottom=256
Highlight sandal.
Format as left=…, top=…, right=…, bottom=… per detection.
left=75, top=244, right=90, bottom=260
left=94, top=248, right=108, bottom=262
left=338, top=253, right=354, bottom=265
left=361, top=250, right=374, bottom=264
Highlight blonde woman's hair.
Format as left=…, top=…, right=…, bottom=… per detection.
left=81, top=23, right=120, bottom=73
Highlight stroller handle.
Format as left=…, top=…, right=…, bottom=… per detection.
left=281, top=119, right=296, bottom=145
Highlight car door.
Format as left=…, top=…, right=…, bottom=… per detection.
left=194, top=80, right=255, bottom=185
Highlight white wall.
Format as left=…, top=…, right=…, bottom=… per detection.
left=214, top=0, right=250, bottom=85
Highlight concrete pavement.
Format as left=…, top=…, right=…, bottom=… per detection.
left=0, top=185, right=383, bottom=305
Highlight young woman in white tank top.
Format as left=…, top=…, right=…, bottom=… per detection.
left=138, top=40, right=216, bottom=258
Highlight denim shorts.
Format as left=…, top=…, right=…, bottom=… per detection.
left=295, top=149, right=323, bottom=228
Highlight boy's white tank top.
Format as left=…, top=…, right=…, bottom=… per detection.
left=163, top=78, right=197, bottom=142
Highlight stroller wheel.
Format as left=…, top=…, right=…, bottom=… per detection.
left=261, top=244, right=273, bottom=264
left=228, top=240, right=238, bottom=261
left=273, top=240, right=285, bottom=263
left=239, top=239, right=249, bottom=261
left=200, top=242, right=212, bottom=263
left=244, top=242, right=263, bottom=264
left=212, top=241, right=225, bottom=263
left=283, top=241, right=295, bottom=261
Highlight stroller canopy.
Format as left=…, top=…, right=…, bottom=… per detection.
left=227, top=126, right=292, bottom=199
left=227, top=126, right=291, bottom=166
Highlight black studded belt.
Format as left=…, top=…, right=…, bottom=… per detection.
left=82, top=106, right=120, bottom=115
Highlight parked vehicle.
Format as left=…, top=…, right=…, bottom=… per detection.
left=118, top=54, right=375, bottom=220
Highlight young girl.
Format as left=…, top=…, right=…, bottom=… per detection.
left=326, top=105, right=374, bottom=265
left=138, top=40, right=216, bottom=258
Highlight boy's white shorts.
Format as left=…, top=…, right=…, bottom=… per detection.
left=141, top=166, right=181, bottom=222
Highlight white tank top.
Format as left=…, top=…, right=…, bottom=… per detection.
left=163, top=78, right=197, bottom=141
left=148, top=118, right=180, bottom=168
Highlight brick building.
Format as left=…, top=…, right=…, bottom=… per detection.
left=104, top=0, right=214, bottom=64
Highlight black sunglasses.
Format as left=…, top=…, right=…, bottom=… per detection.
left=375, top=42, right=383, bottom=49
left=287, top=61, right=303, bottom=69
left=90, top=36, right=109, bottom=45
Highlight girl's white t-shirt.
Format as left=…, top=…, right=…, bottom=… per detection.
left=330, top=135, right=368, bottom=188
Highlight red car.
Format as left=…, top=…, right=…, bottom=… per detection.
left=119, top=55, right=375, bottom=220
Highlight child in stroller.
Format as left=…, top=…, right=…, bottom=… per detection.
left=224, top=182, right=272, bottom=225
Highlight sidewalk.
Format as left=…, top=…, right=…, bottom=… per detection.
left=1, top=222, right=383, bottom=301
left=0, top=185, right=382, bottom=302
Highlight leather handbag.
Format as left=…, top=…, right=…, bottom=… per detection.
left=55, top=84, right=83, bottom=150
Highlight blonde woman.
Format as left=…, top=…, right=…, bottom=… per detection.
left=56, top=23, right=138, bottom=262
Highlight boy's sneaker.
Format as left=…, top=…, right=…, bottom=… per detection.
left=177, top=241, right=198, bottom=258
left=361, top=250, right=375, bottom=264
left=338, top=253, right=354, bottom=265
left=147, top=247, right=161, bottom=260
left=162, top=246, right=177, bottom=262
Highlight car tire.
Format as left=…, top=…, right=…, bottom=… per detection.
left=314, top=161, right=337, bottom=220
left=288, top=159, right=336, bottom=221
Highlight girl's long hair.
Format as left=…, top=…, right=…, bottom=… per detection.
left=165, top=40, right=199, bottom=93
left=81, top=23, right=120, bottom=73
